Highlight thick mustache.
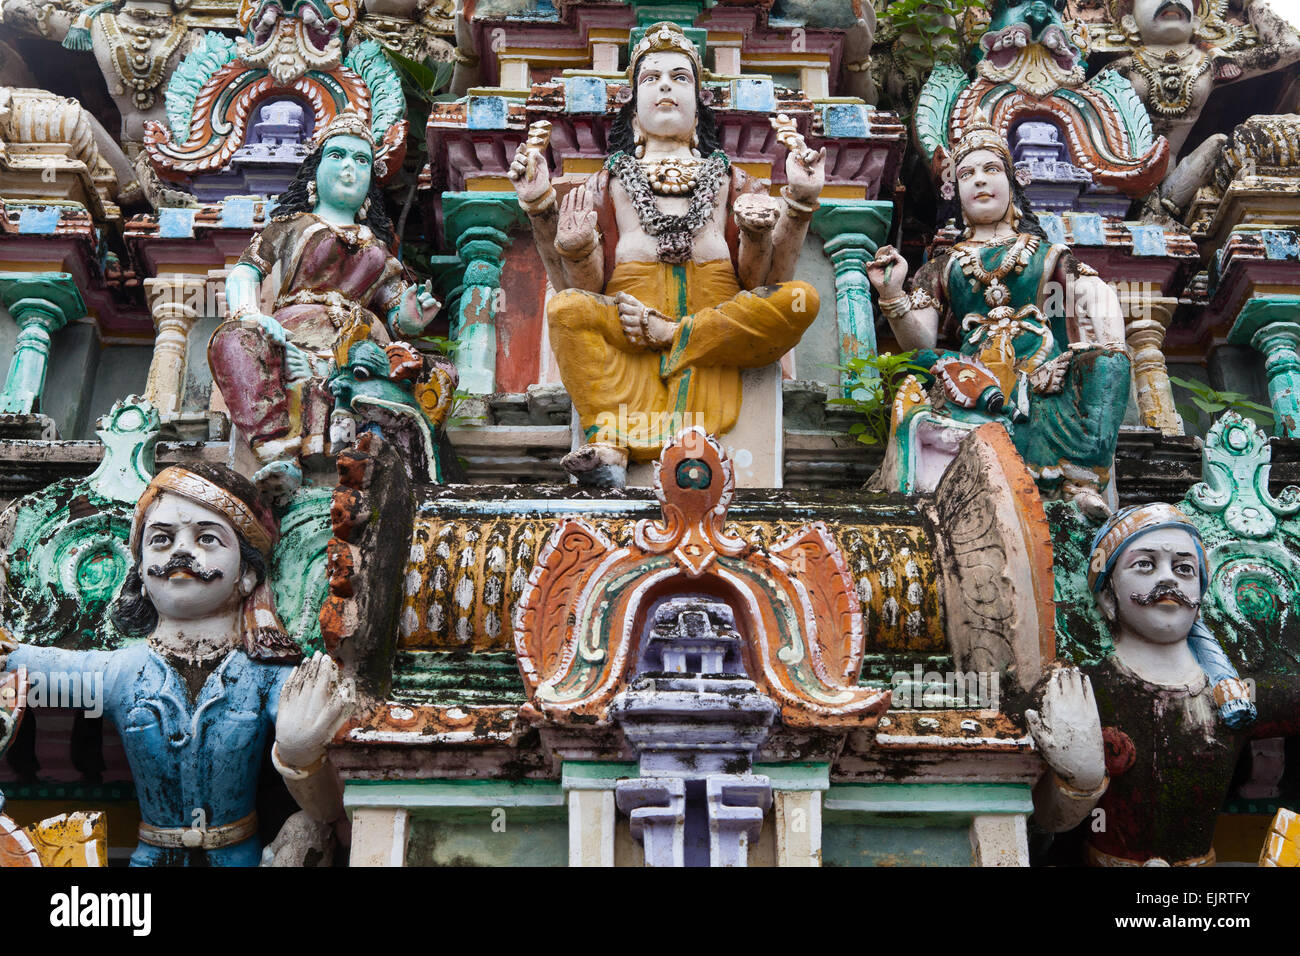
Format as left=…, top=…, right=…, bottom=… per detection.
left=146, top=554, right=224, bottom=582
left=1157, top=0, right=1192, bottom=19
left=1130, top=582, right=1199, bottom=609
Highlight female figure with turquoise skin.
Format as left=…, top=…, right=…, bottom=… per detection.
left=210, top=111, right=440, bottom=500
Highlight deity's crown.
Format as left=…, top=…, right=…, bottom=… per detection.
left=628, top=22, right=703, bottom=83
left=312, top=109, right=374, bottom=149
left=950, top=112, right=1014, bottom=172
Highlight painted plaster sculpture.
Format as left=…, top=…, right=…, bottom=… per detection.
left=1100, top=0, right=1300, bottom=218
left=209, top=110, right=440, bottom=500
left=867, top=115, right=1130, bottom=514
left=143, top=0, right=408, bottom=200
left=1072, top=502, right=1300, bottom=865
left=0, top=0, right=200, bottom=147
left=508, top=22, right=825, bottom=488
left=0, top=464, right=353, bottom=866
left=915, top=0, right=1170, bottom=215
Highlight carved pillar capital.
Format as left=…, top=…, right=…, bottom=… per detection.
left=1228, top=295, right=1300, bottom=437
left=0, top=272, right=85, bottom=415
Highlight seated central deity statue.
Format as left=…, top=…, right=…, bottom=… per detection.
left=866, top=116, right=1132, bottom=514
left=508, top=22, right=825, bottom=487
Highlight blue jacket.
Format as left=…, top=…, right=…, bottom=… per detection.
left=6, top=642, right=293, bottom=866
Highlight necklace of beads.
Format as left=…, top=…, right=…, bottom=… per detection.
left=1131, top=47, right=1212, bottom=118
left=610, top=150, right=728, bottom=264
left=639, top=156, right=705, bottom=196
left=100, top=12, right=189, bottom=112
left=952, top=233, right=1038, bottom=308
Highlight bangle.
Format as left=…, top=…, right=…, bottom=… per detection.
left=909, top=288, right=938, bottom=311
left=781, top=186, right=820, bottom=221
left=518, top=187, right=557, bottom=217
left=230, top=304, right=261, bottom=324
left=556, top=235, right=599, bottom=261
left=1051, top=770, right=1109, bottom=800
left=878, top=293, right=911, bottom=322
left=272, top=741, right=327, bottom=781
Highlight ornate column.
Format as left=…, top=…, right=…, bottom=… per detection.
left=1228, top=295, right=1300, bottom=437
left=809, top=201, right=894, bottom=394
left=1123, top=293, right=1182, bottom=434
left=442, top=193, right=527, bottom=422
left=0, top=272, right=85, bottom=415
left=142, top=275, right=206, bottom=420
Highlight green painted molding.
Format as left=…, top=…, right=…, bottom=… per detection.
left=809, top=200, right=894, bottom=250
left=755, top=762, right=831, bottom=791
left=84, top=396, right=159, bottom=504
left=442, top=192, right=528, bottom=249
left=343, top=778, right=565, bottom=810
left=1226, top=294, right=1300, bottom=347
left=561, top=761, right=639, bottom=790
left=824, top=783, right=1033, bottom=815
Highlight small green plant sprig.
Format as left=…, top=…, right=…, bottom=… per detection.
left=829, top=350, right=932, bottom=447
left=1169, top=375, right=1275, bottom=432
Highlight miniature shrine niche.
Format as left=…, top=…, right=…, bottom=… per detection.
left=0, top=0, right=1297, bottom=871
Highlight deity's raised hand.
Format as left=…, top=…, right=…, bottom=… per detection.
left=276, top=651, right=356, bottom=770
left=556, top=185, right=598, bottom=257
left=865, top=245, right=908, bottom=298
left=1025, top=666, right=1106, bottom=792
left=771, top=114, right=826, bottom=201
left=508, top=122, right=553, bottom=206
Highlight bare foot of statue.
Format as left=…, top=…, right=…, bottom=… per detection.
left=561, top=442, right=629, bottom=489
left=1065, top=480, right=1111, bottom=520
left=255, top=459, right=303, bottom=508
left=616, top=292, right=676, bottom=350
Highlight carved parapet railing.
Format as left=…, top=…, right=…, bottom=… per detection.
left=0, top=272, right=85, bottom=417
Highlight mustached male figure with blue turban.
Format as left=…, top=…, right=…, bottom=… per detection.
left=1076, top=503, right=1300, bottom=866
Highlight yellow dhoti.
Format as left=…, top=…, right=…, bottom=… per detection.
left=547, top=260, right=818, bottom=461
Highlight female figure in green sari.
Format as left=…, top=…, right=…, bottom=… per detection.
left=865, top=116, right=1130, bottom=515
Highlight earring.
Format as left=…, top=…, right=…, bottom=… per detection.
left=358, top=197, right=371, bottom=220
left=307, top=180, right=318, bottom=205
left=633, top=125, right=646, bottom=159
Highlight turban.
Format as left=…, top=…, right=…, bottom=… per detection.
left=1087, top=503, right=1207, bottom=594
left=1087, top=503, right=1254, bottom=729
left=132, top=465, right=277, bottom=558
left=132, top=465, right=299, bottom=664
